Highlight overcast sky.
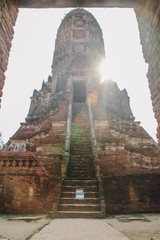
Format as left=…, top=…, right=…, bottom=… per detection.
left=0, top=8, right=157, bottom=143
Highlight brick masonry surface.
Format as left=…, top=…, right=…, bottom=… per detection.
left=0, top=0, right=18, bottom=107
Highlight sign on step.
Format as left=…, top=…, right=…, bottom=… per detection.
left=76, top=188, right=84, bottom=199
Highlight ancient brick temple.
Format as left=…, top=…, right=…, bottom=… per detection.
left=0, top=8, right=160, bottom=216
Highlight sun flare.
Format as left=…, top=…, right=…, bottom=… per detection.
left=99, top=59, right=111, bottom=83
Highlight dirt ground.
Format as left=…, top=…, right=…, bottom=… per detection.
left=0, top=213, right=160, bottom=240
left=0, top=215, right=52, bottom=240
left=106, top=213, right=160, bottom=240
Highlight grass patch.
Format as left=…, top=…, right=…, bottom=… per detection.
left=25, top=219, right=32, bottom=222
left=46, top=214, right=54, bottom=220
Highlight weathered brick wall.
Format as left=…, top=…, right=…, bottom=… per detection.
left=93, top=92, right=160, bottom=213
left=0, top=173, right=59, bottom=213
left=0, top=0, right=18, bottom=107
left=0, top=102, right=68, bottom=213
left=95, top=117, right=159, bottom=177
left=0, top=151, right=62, bottom=213
left=103, top=174, right=160, bottom=214
left=0, top=152, right=59, bottom=213
left=135, top=1, right=160, bottom=143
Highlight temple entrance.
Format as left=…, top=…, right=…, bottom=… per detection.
left=73, top=81, right=86, bottom=103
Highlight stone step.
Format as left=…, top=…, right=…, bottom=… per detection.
left=67, top=177, right=95, bottom=181
left=68, top=162, right=94, bottom=165
left=68, top=158, right=94, bottom=163
left=69, top=154, right=93, bottom=157
left=67, top=170, right=95, bottom=175
left=70, top=144, right=92, bottom=147
left=68, top=157, right=94, bottom=161
left=70, top=135, right=90, bottom=138
left=57, top=211, right=104, bottom=218
left=67, top=167, right=95, bottom=172
left=67, top=170, right=95, bottom=174
left=70, top=150, right=92, bottom=153
left=71, top=126, right=89, bottom=129
left=68, top=160, right=94, bottom=163
left=58, top=204, right=101, bottom=211
left=70, top=137, right=91, bottom=140
left=61, top=185, right=99, bottom=192
left=70, top=141, right=92, bottom=144
left=60, top=192, right=99, bottom=198
left=67, top=171, right=95, bottom=175
left=70, top=139, right=91, bottom=142
left=67, top=164, right=94, bottom=168
left=62, top=180, right=99, bottom=186
left=70, top=133, right=90, bottom=135
left=67, top=174, right=95, bottom=180
left=67, top=176, right=95, bottom=180
left=59, top=198, right=100, bottom=204
left=70, top=152, right=93, bottom=155
left=70, top=143, right=91, bottom=145
left=71, top=122, right=89, bottom=125
left=70, top=147, right=92, bottom=151
left=68, top=161, right=94, bottom=165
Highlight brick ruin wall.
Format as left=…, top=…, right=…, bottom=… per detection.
left=0, top=150, right=62, bottom=213
left=135, top=1, right=160, bottom=142
left=94, top=112, right=160, bottom=213
left=0, top=169, right=57, bottom=214
left=0, top=0, right=18, bottom=107
left=0, top=101, right=68, bottom=213
left=103, top=174, right=160, bottom=214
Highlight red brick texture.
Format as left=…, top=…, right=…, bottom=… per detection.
left=135, top=1, right=160, bottom=143
left=0, top=0, right=18, bottom=107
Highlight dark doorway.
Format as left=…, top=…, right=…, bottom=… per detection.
left=73, top=81, right=86, bottom=102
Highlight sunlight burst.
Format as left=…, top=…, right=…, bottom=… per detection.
left=99, top=59, right=111, bottom=83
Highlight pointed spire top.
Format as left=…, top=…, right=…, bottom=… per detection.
left=41, top=80, right=47, bottom=90
left=33, top=89, right=40, bottom=97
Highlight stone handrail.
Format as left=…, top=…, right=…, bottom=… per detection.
left=65, top=103, right=72, bottom=151
left=61, top=102, right=72, bottom=179
left=88, top=99, right=106, bottom=215
left=88, top=98, right=100, bottom=180
left=1, top=143, right=26, bottom=152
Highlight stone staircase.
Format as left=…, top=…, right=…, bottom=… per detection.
left=57, top=179, right=104, bottom=218
left=57, top=103, right=105, bottom=218
left=67, top=103, right=95, bottom=180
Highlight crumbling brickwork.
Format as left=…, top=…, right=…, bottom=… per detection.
left=135, top=1, right=160, bottom=145
left=0, top=0, right=18, bottom=107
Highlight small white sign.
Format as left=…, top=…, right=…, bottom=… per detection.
left=76, top=188, right=84, bottom=199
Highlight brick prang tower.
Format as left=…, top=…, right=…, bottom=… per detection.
left=0, top=9, right=160, bottom=216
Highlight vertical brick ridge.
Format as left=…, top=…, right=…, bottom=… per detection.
left=0, top=0, right=18, bottom=107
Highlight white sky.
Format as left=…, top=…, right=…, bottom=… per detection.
left=0, top=8, right=157, bottom=143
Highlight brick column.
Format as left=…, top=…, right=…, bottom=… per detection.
left=0, top=0, right=18, bottom=107
left=135, top=1, right=160, bottom=144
